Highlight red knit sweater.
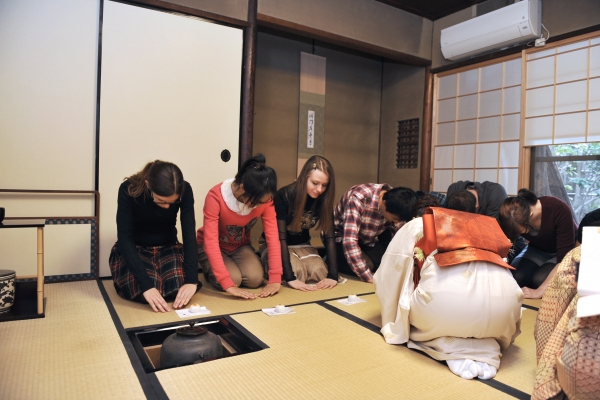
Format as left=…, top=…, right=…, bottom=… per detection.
left=196, top=182, right=282, bottom=290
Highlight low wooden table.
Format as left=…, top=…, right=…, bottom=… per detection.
left=0, top=219, right=45, bottom=315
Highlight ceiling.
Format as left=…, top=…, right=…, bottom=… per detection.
left=376, top=0, right=490, bottom=20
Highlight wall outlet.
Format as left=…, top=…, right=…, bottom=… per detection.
left=535, top=37, right=546, bottom=47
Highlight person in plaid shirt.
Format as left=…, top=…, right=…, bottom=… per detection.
left=334, top=184, right=416, bottom=282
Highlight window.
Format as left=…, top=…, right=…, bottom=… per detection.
left=531, top=143, right=600, bottom=223
left=432, top=56, right=521, bottom=195
left=524, top=35, right=600, bottom=145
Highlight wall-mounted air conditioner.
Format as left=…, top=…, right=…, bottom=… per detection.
left=441, top=0, right=542, bottom=61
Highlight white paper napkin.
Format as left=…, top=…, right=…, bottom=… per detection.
left=262, top=307, right=295, bottom=316
left=337, top=297, right=367, bottom=306
left=175, top=307, right=211, bottom=318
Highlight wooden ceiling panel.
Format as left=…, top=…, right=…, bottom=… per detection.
left=376, top=0, right=489, bottom=20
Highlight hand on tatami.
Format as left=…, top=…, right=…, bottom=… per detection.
left=287, top=280, right=317, bottom=291
left=522, top=286, right=543, bottom=299
left=316, top=278, right=337, bottom=290
left=172, top=283, right=197, bottom=309
left=143, top=288, right=171, bottom=313
left=259, top=283, right=281, bottom=297
left=225, top=286, right=257, bottom=300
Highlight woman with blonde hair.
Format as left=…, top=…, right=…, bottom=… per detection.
left=110, top=160, right=199, bottom=313
left=261, top=155, right=339, bottom=291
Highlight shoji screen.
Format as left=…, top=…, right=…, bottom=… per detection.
left=432, top=57, right=522, bottom=195
left=0, top=0, right=100, bottom=279
left=524, top=34, right=600, bottom=145
left=98, top=1, right=242, bottom=277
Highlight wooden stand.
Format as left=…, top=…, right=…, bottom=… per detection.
left=0, top=219, right=46, bottom=320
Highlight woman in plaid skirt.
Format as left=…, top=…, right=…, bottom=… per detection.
left=109, top=160, right=199, bottom=313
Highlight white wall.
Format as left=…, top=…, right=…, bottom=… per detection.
left=0, top=0, right=244, bottom=279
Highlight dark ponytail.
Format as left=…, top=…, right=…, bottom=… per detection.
left=234, top=154, right=277, bottom=207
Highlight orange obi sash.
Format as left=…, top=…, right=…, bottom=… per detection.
left=413, top=207, right=513, bottom=288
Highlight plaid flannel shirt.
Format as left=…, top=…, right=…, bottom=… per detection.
left=333, top=183, right=395, bottom=281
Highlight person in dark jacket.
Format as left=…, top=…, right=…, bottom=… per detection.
left=446, top=180, right=525, bottom=263
left=445, top=181, right=507, bottom=219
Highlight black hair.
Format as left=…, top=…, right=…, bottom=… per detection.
left=446, top=190, right=477, bottom=213
left=516, top=188, right=538, bottom=206
left=382, top=187, right=417, bottom=222
left=498, top=188, right=539, bottom=242
left=412, top=194, right=441, bottom=218
left=234, top=154, right=277, bottom=207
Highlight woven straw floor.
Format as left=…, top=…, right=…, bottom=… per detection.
left=523, top=298, right=541, bottom=309
left=327, top=294, right=538, bottom=395
left=0, top=281, right=145, bottom=400
left=3, top=278, right=539, bottom=399
left=102, top=274, right=375, bottom=329
left=156, top=304, right=515, bottom=399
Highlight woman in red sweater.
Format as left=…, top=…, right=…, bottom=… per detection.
left=499, top=189, right=577, bottom=299
left=197, top=154, right=282, bottom=299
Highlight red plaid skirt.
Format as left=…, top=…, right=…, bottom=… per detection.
left=109, top=242, right=186, bottom=300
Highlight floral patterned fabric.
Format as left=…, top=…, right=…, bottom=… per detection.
left=533, top=246, right=600, bottom=399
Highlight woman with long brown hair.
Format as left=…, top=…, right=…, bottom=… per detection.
left=110, top=160, right=199, bottom=313
left=261, top=155, right=339, bottom=291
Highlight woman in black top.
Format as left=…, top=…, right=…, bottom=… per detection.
left=260, top=155, right=338, bottom=291
left=109, top=160, right=199, bottom=312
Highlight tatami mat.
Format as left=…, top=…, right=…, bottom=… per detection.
left=0, top=281, right=145, bottom=400
left=493, top=308, right=538, bottom=393
left=327, top=294, right=538, bottom=395
left=523, top=298, right=541, bottom=309
left=156, top=304, right=515, bottom=399
left=102, top=274, right=375, bottom=329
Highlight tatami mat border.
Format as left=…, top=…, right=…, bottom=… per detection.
left=97, top=280, right=168, bottom=400
left=319, top=301, right=381, bottom=334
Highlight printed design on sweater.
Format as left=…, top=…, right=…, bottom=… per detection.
left=222, top=218, right=258, bottom=244
left=290, top=210, right=318, bottom=236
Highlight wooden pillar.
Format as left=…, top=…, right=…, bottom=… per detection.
left=420, top=66, right=433, bottom=191
left=37, top=226, right=44, bottom=314
left=240, top=0, right=258, bottom=165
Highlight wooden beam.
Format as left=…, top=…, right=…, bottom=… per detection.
left=240, top=0, right=258, bottom=164
left=420, top=66, right=433, bottom=191
left=257, top=14, right=431, bottom=67
left=125, top=0, right=249, bottom=27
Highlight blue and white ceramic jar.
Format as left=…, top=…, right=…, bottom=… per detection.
left=0, top=269, right=16, bottom=314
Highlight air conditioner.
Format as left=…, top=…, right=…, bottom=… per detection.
left=441, top=0, right=541, bottom=61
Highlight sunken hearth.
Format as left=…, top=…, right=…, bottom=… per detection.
left=128, top=316, right=268, bottom=373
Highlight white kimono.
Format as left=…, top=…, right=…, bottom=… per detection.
left=374, top=217, right=522, bottom=368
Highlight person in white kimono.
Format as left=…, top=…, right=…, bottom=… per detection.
left=374, top=210, right=523, bottom=380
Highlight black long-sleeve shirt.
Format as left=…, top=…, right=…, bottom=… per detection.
left=273, top=185, right=337, bottom=282
left=116, top=180, right=198, bottom=292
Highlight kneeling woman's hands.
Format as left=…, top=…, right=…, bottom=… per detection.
left=316, top=278, right=337, bottom=290
left=259, top=282, right=281, bottom=297
left=226, top=286, right=257, bottom=300
left=143, top=288, right=171, bottom=313
left=287, top=280, right=317, bottom=292
left=173, top=283, right=198, bottom=309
